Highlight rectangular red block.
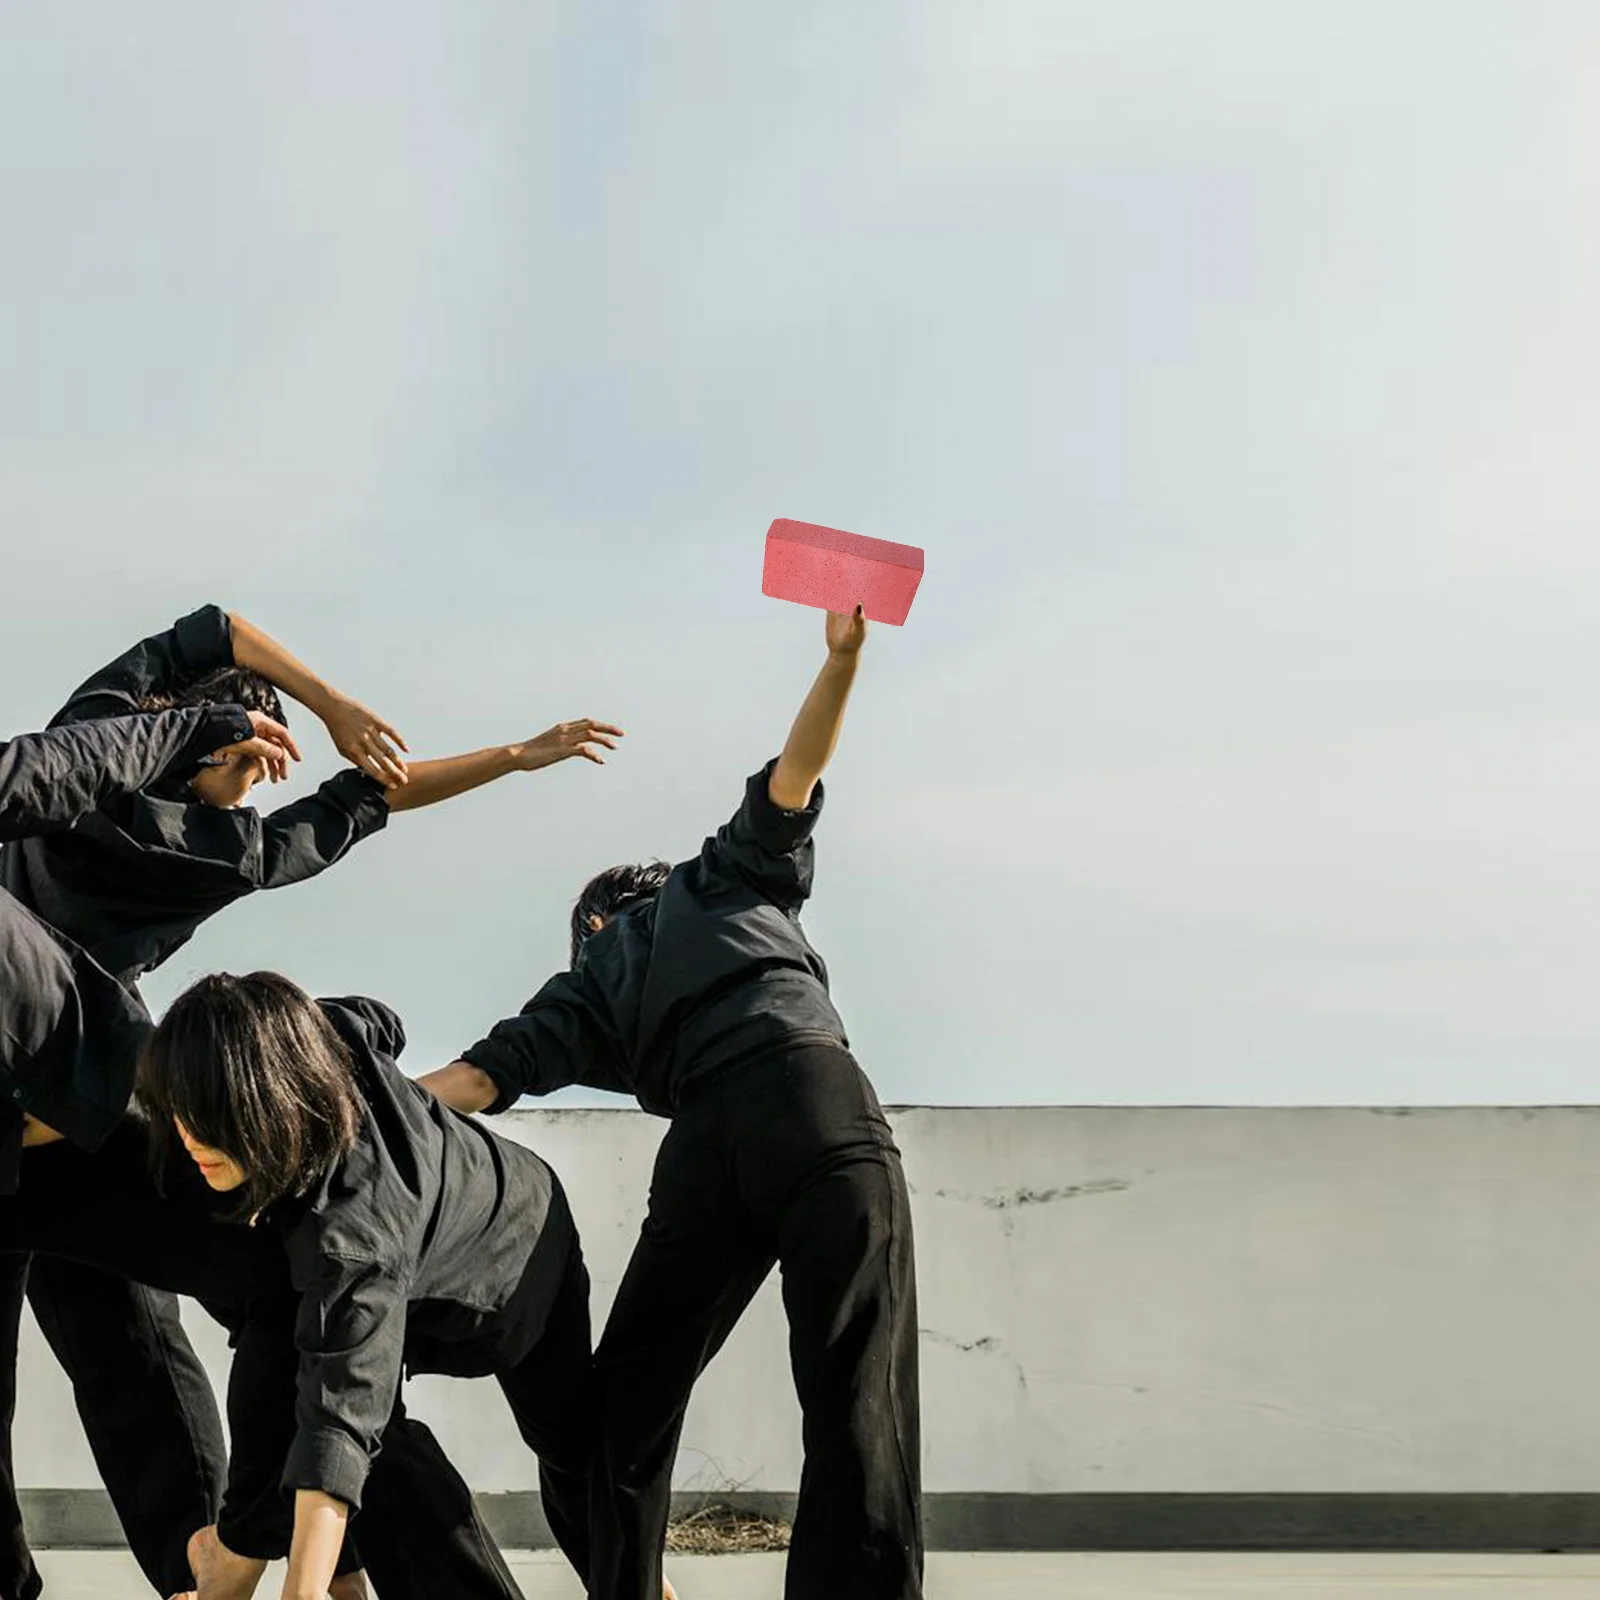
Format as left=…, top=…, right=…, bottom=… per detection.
left=761, top=519, right=924, bottom=626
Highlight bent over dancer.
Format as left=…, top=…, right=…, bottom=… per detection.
left=137, top=975, right=597, bottom=1600
left=0, top=603, right=620, bottom=1600
left=0, top=706, right=297, bottom=1600
left=423, top=607, right=923, bottom=1600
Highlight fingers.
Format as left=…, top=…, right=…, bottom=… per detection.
left=247, top=712, right=303, bottom=763
left=219, top=738, right=291, bottom=782
left=362, top=735, right=409, bottom=787
left=355, top=723, right=409, bottom=787
left=375, top=718, right=410, bottom=754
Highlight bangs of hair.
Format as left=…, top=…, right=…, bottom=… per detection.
left=138, top=970, right=361, bottom=1219
left=570, top=860, right=672, bottom=965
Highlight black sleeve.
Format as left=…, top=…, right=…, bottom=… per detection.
left=697, top=758, right=824, bottom=911
left=0, top=707, right=252, bottom=841
left=256, top=771, right=391, bottom=891
left=52, top=604, right=235, bottom=726
left=281, top=1249, right=408, bottom=1512
left=460, top=970, right=624, bottom=1111
left=319, top=997, right=407, bottom=1062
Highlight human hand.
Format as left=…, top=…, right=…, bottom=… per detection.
left=825, top=605, right=867, bottom=657
left=322, top=697, right=409, bottom=787
left=512, top=718, right=624, bottom=771
left=214, top=711, right=302, bottom=784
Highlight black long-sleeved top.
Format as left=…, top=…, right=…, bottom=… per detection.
left=461, top=759, right=849, bottom=1119
left=260, top=999, right=566, bottom=1511
left=0, top=705, right=256, bottom=1188
left=0, top=604, right=390, bottom=985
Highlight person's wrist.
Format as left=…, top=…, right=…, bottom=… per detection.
left=306, top=685, right=344, bottom=721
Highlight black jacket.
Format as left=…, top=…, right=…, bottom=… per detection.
left=461, top=759, right=848, bottom=1118
left=0, top=604, right=390, bottom=985
left=263, top=999, right=568, bottom=1511
left=0, top=705, right=255, bottom=1186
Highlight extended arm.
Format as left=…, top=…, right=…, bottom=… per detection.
left=415, top=1059, right=498, bottom=1113
left=768, top=608, right=867, bottom=810
left=229, top=612, right=411, bottom=788
left=417, top=969, right=623, bottom=1111
left=0, top=708, right=296, bottom=841
left=384, top=718, right=623, bottom=813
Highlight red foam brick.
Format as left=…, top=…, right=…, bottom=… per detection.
left=761, top=519, right=924, bottom=626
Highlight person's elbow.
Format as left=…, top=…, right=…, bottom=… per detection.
left=767, top=762, right=817, bottom=812
left=417, top=1060, right=499, bottom=1114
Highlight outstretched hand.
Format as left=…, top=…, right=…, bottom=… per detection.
left=213, top=711, right=302, bottom=784
left=825, top=605, right=867, bottom=657
left=513, top=718, right=625, bottom=771
left=322, top=697, right=410, bottom=788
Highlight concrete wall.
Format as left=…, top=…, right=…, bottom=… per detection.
left=18, top=1106, right=1600, bottom=1496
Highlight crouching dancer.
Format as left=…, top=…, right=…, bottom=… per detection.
left=421, top=607, right=924, bottom=1600
left=137, top=974, right=597, bottom=1600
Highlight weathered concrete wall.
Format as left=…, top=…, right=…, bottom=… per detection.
left=18, top=1106, right=1600, bottom=1495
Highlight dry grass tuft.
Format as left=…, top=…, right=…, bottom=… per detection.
left=665, top=1504, right=792, bottom=1554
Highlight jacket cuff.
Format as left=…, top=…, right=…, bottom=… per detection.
left=282, top=1425, right=372, bottom=1512
left=459, top=1041, right=524, bottom=1115
left=173, top=604, right=236, bottom=677
left=745, top=758, right=825, bottom=847
left=189, top=705, right=254, bottom=763
left=323, top=769, right=392, bottom=839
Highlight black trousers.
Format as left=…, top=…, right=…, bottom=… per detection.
left=0, top=1125, right=591, bottom=1597
left=591, top=1043, right=923, bottom=1600
left=0, top=1252, right=226, bottom=1600
left=0, top=1123, right=309, bottom=1578
left=339, top=1214, right=596, bottom=1600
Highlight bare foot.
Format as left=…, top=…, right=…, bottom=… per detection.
left=330, top=1573, right=370, bottom=1600
left=663, top=1577, right=680, bottom=1600
left=186, top=1526, right=268, bottom=1600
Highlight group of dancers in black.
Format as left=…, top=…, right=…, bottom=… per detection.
left=0, top=602, right=921, bottom=1600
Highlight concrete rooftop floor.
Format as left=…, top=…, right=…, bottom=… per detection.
left=32, top=1550, right=1600, bottom=1598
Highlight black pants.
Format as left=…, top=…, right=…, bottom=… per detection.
left=591, top=1043, right=923, bottom=1600
left=222, top=1185, right=596, bottom=1600
left=0, top=1252, right=226, bottom=1600
left=344, top=1215, right=596, bottom=1600
left=0, top=1125, right=308, bottom=1569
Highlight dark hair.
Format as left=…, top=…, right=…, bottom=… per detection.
left=139, top=666, right=287, bottom=726
left=138, top=971, right=362, bottom=1219
left=570, top=861, right=672, bottom=964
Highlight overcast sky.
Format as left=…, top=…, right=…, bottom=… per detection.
left=5, top=2, right=1600, bottom=1105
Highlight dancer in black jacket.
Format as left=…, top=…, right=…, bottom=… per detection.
left=135, top=976, right=595, bottom=1600
left=423, top=607, right=923, bottom=1600
left=0, top=705, right=295, bottom=1600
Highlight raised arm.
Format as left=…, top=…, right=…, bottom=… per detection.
left=228, top=612, right=411, bottom=789
left=383, top=718, right=622, bottom=813
left=52, top=604, right=236, bottom=726
left=0, top=708, right=298, bottom=841
left=768, top=607, right=867, bottom=810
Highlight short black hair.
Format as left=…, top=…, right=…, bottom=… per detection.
left=570, top=860, right=673, bottom=965
left=138, top=666, right=287, bottom=726
left=138, top=971, right=362, bottom=1221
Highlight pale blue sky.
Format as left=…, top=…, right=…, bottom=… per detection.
left=5, top=2, right=1600, bottom=1104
